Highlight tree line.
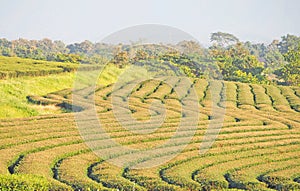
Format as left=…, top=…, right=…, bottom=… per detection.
left=0, top=32, right=299, bottom=86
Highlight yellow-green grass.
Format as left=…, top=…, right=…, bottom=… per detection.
left=0, top=73, right=75, bottom=118
left=0, top=56, right=123, bottom=118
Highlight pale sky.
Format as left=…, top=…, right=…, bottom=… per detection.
left=0, top=0, right=299, bottom=46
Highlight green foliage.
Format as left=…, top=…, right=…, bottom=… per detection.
left=275, top=47, right=300, bottom=86
left=1, top=34, right=300, bottom=86
left=244, top=41, right=286, bottom=74
left=66, top=40, right=93, bottom=54
left=278, top=34, right=300, bottom=54
left=158, top=51, right=211, bottom=78
left=211, top=32, right=239, bottom=47
left=133, top=49, right=149, bottom=61
left=210, top=43, right=266, bottom=83
left=176, top=40, right=204, bottom=55
left=234, top=70, right=259, bottom=83
left=55, top=53, right=83, bottom=63
left=112, top=51, right=129, bottom=68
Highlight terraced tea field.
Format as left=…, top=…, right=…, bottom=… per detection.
left=0, top=78, right=300, bottom=190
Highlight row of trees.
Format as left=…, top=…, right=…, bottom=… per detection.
left=0, top=33, right=299, bottom=86
left=0, top=38, right=114, bottom=63
left=110, top=33, right=300, bottom=86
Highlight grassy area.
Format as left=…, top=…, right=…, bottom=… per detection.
left=0, top=55, right=123, bottom=118
left=0, top=73, right=75, bottom=118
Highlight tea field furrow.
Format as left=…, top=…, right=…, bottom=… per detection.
left=54, top=151, right=111, bottom=191
left=225, top=154, right=300, bottom=190
left=0, top=77, right=299, bottom=190
left=159, top=143, right=300, bottom=190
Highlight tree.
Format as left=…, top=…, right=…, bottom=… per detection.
left=263, top=43, right=285, bottom=71
left=244, top=41, right=285, bottom=75
left=36, top=38, right=55, bottom=53
left=53, top=40, right=67, bottom=53
left=278, top=34, right=300, bottom=54
left=133, top=49, right=149, bottom=61
left=210, top=42, right=265, bottom=83
left=67, top=40, right=93, bottom=54
left=55, top=53, right=83, bottom=63
left=0, top=38, right=13, bottom=56
left=176, top=40, right=204, bottom=55
left=112, top=51, right=129, bottom=68
left=210, top=32, right=239, bottom=47
left=275, top=47, right=300, bottom=86
left=79, top=40, right=93, bottom=54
